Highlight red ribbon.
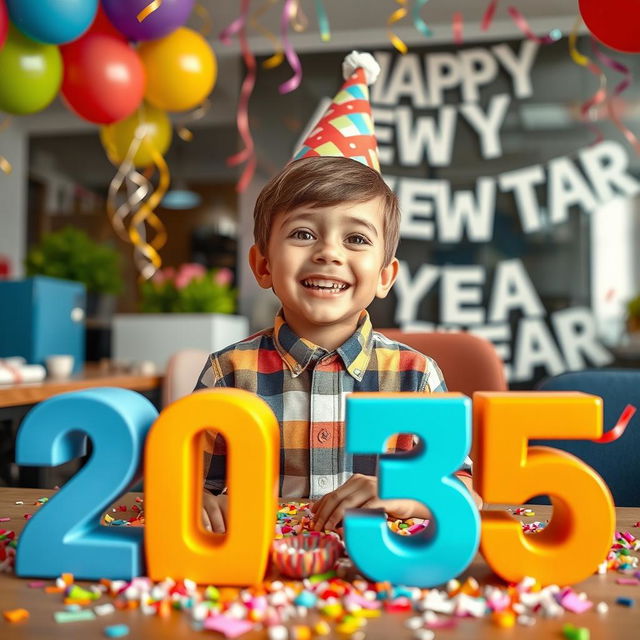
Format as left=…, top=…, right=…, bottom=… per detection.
left=279, top=0, right=303, bottom=93
left=592, top=404, right=636, bottom=444
left=452, top=11, right=463, bottom=45
left=481, top=0, right=499, bottom=32
left=507, top=6, right=562, bottom=44
left=591, top=39, right=640, bottom=155
left=223, top=0, right=257, bottom=192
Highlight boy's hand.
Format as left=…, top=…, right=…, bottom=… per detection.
left=202, top=491, right=228, bottom=533
left=310, top=474, right=428, bottom=531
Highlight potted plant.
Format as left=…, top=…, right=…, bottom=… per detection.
left=25, top=226, right=123, bottom=320
left=112, top=263, right=249, bottom=371
left=627, top=294, right=640, bottom=337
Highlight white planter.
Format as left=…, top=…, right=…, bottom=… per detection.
left=113, top=313, right=249, bottom=371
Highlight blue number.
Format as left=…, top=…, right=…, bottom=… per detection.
left=344, top=394, right=480, bottom=587
left=15, top=388, right=157, bottom=580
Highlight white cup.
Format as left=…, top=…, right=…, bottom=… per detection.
left=45, top=355, right=75, bottom=379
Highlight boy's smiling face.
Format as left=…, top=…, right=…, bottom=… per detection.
left=250, top=196, right=399, bottom=351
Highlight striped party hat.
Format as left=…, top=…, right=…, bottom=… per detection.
left=292, top=51, right=381, bottom=171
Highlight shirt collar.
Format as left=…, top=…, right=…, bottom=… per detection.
left=273, top=309, right=374, bottom=381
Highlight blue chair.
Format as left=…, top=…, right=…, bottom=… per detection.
left=535, top=369, right=640, bottom=506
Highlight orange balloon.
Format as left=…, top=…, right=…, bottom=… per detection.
left=138, top=26, right=216, bottom=112
left=473, top=392, right=615, bottom=586
left=144, top=389, right=279, bottom=585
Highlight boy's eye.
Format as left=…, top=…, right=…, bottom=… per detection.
left=290, top=229, right=315, bottom=241
left=347, top=234, right=370, bottom=245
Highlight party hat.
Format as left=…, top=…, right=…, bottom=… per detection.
left=292, top=51, right=381, bottom=171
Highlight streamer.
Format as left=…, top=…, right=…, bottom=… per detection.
left=387, top=0, right=408, bottom=55
left=137, top=0, right=163, bottom=23
left=279, top=0, right=303, bottom=93
left=481, top=0, right=499, bottom=32
left=568, top=19, right=607, bottom=146
left=250, top=0, right=285, bottom=69
left=412, top=0, right=432, bottom=38
left=314, top=0, right=331, bottom=42
left=507, top=6, right=562, bottom=44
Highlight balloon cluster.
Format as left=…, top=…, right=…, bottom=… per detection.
left=0, top=0, right=218, bottom=277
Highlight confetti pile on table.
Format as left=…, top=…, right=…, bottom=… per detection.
left=1, top=500, right=639, bottom=639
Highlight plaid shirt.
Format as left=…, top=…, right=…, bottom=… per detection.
left=195, top=309, right=453, bottom=500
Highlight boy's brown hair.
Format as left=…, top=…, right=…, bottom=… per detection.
left=253, top=156, right=400, bottom=267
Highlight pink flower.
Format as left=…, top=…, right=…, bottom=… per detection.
left=174, top=263, right=206, bottom=290
left=214, top=268, right=233, bottom=286
left=152, top=266, right=175, bottom=285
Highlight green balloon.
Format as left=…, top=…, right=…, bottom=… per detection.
left=0, top=25, right=62, bottom=115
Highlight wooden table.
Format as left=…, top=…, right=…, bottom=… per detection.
left=0, top=365, right=163, bottom=487
left=1, top=488, right=639, bottom=639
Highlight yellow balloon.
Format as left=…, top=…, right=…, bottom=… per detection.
left=138, top=27, right=217, bottom=113
left=100, top=104, right=172, bottom=169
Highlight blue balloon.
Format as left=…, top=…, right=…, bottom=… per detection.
left=6, top=0, right=98, bottom=45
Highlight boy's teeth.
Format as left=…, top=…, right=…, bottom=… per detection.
left=302, top=279, right=347, bottom=290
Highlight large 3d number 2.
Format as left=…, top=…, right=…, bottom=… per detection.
left=15, top=388, right=158, bottom=580
left=474, top=392, right=615, bottom=585
left=344, top=393, right=480, bottom=588
left=144, top=388, right=280, bottom=585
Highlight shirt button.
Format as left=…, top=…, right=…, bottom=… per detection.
left=293, top=364, right=302, bottom=373
left=318, top=429, right=330, bottom=443
left=318, top=477, right=328, bottom=488
left=354, top=368, right=361, bottom=376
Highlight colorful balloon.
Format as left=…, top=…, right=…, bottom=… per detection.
left=61, top=33, right=145, bottom=124
left=103, top=0, right=194, bottom=41
left=100, top=104, right=172, bottom=169
left=138, top=27, right=216, bottom=112
left=0, top=0, right=8, bottom=50
left=579, top=0, right=640, bottom=52
left=6, top=0, right=97, bottom=45
left=0, top=26, right=62, bottom=115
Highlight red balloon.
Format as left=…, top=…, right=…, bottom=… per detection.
left=61, top=33, right=145, bottom=124
left=0, top=0, right=8, bottom=50
left=579, top=0, right=640, bottom=53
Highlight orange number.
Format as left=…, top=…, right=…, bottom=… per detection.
left=473, top=392, right=614, bottom=585
left=144, top=389, right=279, bottom=585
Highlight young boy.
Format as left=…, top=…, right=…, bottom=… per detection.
left=195, top=53, right=480, bottom=533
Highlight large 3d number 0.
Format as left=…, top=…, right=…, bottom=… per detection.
left=15, top=388, right=158, bottom=580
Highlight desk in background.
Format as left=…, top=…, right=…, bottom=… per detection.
left=0, top=364, right=162, bottom=488
left=0, top=488, right=639, bottom=639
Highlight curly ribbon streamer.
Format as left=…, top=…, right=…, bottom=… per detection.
left=592, top=404, right=636, bottom=444
left=290, top=0, right=309, bottom=33
left=568, top=18, right=607, bottom=147
left=193, top=2, right=213, bottom=37
left=250, top=0, right=285, bottom=69
left=129, top=140, right=169, bottom=279
left=225, top=0, right=257, bottom=192
left=0, top=116, right=12, bottom=175
left=481, top=0, right=499, bottom=31
left=314, top=0, right=331, bottom=42
left=387, top=0, right=408, bottom=55
left=279, top=0, right=303, bottom=93
left=137, top=0, right=163, bottom=23
left=412, top=0, right=432, bottom=38
left=591, top=39, right=640, bottom=155
left=104, top=118, right=169, bottom=278
left=452, top=11, right=463, bottom=45
left=177, top=99, right=211, bottom=142
left=507, top=6, right=562, bottom=44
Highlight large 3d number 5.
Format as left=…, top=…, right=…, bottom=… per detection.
left=15, top=388, right=158, bottom=580
left=344, top=393, right=480, bottom=588
left=473, top=392, right=615, bottom=585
